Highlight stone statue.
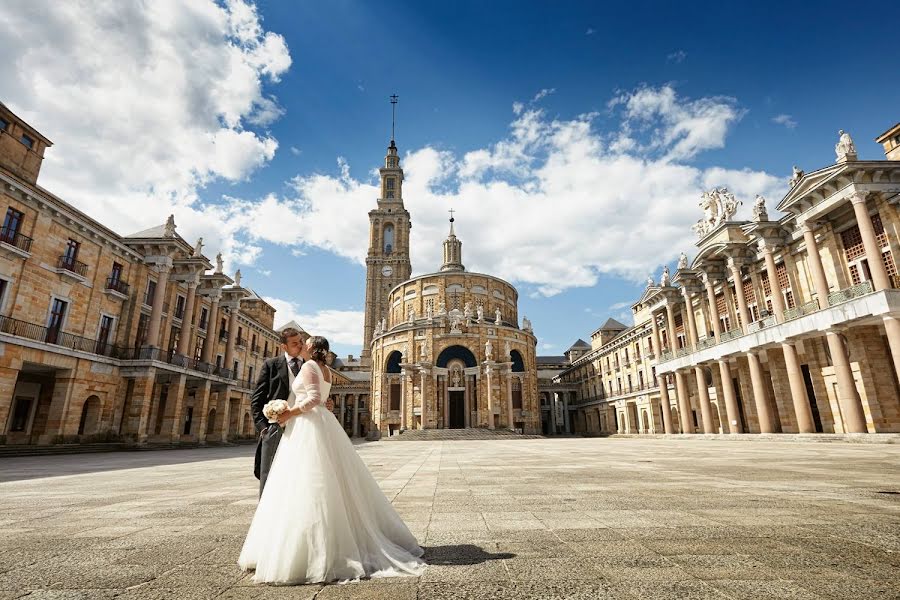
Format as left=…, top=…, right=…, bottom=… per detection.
left=451, top=365, right=462, bottom=387
left=164, top=214, right=176, bottom=237
left=234, top=269, right=242, bottom=287
left=374, top=321, right=382, bottom=335
left=437, top=300, right=446, bottom=315
left=677, top=252, right=688, bottom=270
left=215, top=252, right=224, bottom=274
left=647, top=276, right=655, bottom=288
left=660, top=265, right=670, bottom=287
left=450, top=314, right=462, bottom=333
left=425, top=304, right=433, bottom=320
left=400, top=343, right=408, bottom=361
left=419, top=342, right=427, bottom=360
left=464, top=302, right=473, bottom=319
left=476, top=304, right=484, bottom=322
left=789, top=165, right=804, bottom=188
left=835, top=129, right=857, bottom=161
left=752, top=195, right=768, bottom=222
left=504, top=341, right=511, bottom=359
left=495, top=308, right=502, bottom=325
left=381, top=317, right=387, bottom=332
left=522, top=316, right=532, bottom=332
left=485, top=340, right=493, bottom=360
left=407, top=305, right=415, bottom=322
left=691, top=187, right=741, bottom=238
left=193, top=237, right=203, bottom=257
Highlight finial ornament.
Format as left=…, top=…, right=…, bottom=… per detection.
left=164, top=214, right=176, bottom=237
left=752, top=195, right=768, bottom=222
left=389, top=94, right=399, bottom=141
left=691, top=187, right=741, bottom=238
left=835, top=129, right=857, bottom=162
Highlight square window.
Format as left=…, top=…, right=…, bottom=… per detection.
left=0, top=117, right=9, bottom=131
left=21, top=135, right=33, bottom=149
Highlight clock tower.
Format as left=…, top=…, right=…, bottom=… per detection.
left=361, top=133, right=412, bottom=361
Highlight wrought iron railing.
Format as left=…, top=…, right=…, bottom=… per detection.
left=219, top=329, right=229, bottom=341
left=105, top=277, right=129, bottom=295
left=659, top=350, right=673, bottom=362
left=236, top=337, right=247, bottom=348
left=828, top=281, right=874, bottom=307
left=0, top=227, right=33, bottom=253
left=783, top=299, right=819, bottom=321
left=57, top=255, right=88, bottom=277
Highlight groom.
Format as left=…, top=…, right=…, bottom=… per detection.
left=250, top=327, right=332, bottom=496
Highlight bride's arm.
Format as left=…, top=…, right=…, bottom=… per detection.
left=287, top=362, right=322, bottom=416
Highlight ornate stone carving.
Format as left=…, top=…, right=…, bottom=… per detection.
left=425, top=305, right=433, bottom=320
left=464, top=302, right=473, bottom=319
left=451, top=365, right=462, bottom=387
left=193, top=237, right=203, bottom=257
left=401, top=343, right=408, bottom=361
left=660, top=265, right=670, bottom=287
left=751, top=195, right=768, bottom=222
left=407, top=305, right=415, bottom=322
left=522, top=316, right=532, bottom=332
left=495, top=308, right=502, bottom=325
left=835, top=129, right=857, bottom=161
left=233, top=269, right=242, bottom=287
left=437, top=300, right=445, bottom=315
left=476, top=304, right=484, bottom=322
left=691, top=187, right=741, bottom=238
left=381, top=317, right=387, bottom=332
left=789, top=165, right=804, bottom=188
left=647, top=276, right=655, bottom=288
left=419, top=342, right=427, bottom=361
left=504, top=341, right=511, bottom=360
left=677, top=252, right=688, bottom=270
left=485, top=340, right=493, bottom=360
left=164, top=214, right=176, bottom=237
left=374, top=321, right=382, bottom=335
left=215, top=252, right=224, bottom=274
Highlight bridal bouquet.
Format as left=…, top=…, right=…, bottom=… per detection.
left=262, top=399, right=290, bottom=423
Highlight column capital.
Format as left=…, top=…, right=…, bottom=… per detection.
left=757, top=238, right=778, bottom=254
left=848, top=191, right=869, bottom=206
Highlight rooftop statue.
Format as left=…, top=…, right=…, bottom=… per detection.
left=691, top=187, right=740, bottom=238
left=752, top=195, right=768, bottom=222
left=789, top=165, right=804, bottom=188
left=835, top=129, right=857, bottom=161
left=677, top=252, right=688, bottom=270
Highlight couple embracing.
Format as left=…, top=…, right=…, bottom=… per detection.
left=238, top=327, right=425, bottom=584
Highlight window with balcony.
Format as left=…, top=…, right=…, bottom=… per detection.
left=0, top=207, right=30, bottom=252
left=0, top=117, right=8, bottom=131
left=175, top=295, right=185, bottom=320
left=45, top=298, right=68, bottom=345
left=57, top=239, right=86, bottom=276
left=97, top=314, right=114, bottom=354
left=135, top=313, right=149, bottom=347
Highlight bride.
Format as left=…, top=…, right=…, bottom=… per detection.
left=238, top=335, right=426, bottom=584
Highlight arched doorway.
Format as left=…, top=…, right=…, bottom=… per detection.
left=206, top=408, right=216, bottom=435
left=436, top=346, right=478, bottom=429
left=641, top=409, right=650, bottom=434
left=78, top=395, right=101, bottom=436
left=670, top=406, right=681, bottom=433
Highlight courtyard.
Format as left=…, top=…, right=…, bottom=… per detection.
left=1, top=438, right=898, bottom=599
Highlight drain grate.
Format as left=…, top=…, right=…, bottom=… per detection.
left=876, top=490, right=899, bottom=495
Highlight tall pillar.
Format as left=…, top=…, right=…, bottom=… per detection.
left=549, top=392, right=557, bottom=435
left=200, top=294, right=221, bottom=364
left=339, top=394, right=346, bottom=433
left=194, top=380, right=212, bottom=443
left=400, top=370, right=407, bottom=430
left=420, top=370, right=428, bottom=429
left=781, top=342, right=815, bottom=433
left=801, top=221, right=867, bottom=433
left=681, top=288, right=699, bottom=350
left=132, top=372, right=156, bottom=444
left=352, top=395, right=360, bottom=437
left=38, top=374, right=77, bottom=444
left=657, top=372, right=674, bottom=434
left=665, top=304, right=678, bottom=351
left=506, top=371, right=514, bottom=430
left=703, top=273, right=722, bottom=343
left=164, top=374, right=188, bottom=441
left=693, top=366, right=714, bottom=433
left=563, top=392, right=571, bottom=433
left=746, top=352, right=775, bottom=433
left=717, top=360, right=742, bottom=433
left=674, top=370, right=692, bottom=433
left=650, top=311, right=664, bottom=356
left=176, top=279, right=199, bottom=356
left=760, top=241, right=787, bottom=322
left=463, top=374, right=471, bottom=428
left=224, top=306, right=238, bottom=371
left=728, top=258, right=751, bottom=333
left=485, top=365, right=494, bottom=430
left=850, top=192, right=891, bottom=290
left=145, top=263, right=171, bottom=348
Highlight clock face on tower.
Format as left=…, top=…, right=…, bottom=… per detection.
left=381, top=265, right=394, bottom=277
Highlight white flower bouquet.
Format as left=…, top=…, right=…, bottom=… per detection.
left=262, top=399, right=290, bottom=423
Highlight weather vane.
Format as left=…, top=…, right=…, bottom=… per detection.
left=390, top=94, right=398, bottom=141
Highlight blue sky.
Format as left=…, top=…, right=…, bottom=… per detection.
left=2, top=0, right=897, bottom=357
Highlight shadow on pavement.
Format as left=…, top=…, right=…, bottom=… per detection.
left=421, top=544, right=516, bottom=565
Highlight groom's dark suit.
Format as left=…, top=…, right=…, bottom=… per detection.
left=250, top=354, right=301, bottom=496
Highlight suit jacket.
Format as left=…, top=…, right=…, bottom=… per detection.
left=251, top=355, right=301, bottom=479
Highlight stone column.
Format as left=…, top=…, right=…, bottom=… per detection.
left=728, top=258, right=751, bottom=333
left=665, top=304, right=678, bottom=351
left=746, top=352, right=775, bottom=433
left=781, top=341, right=815, bottom=433
left=420, top=370, right=428, bottom=429
left=400, top=370, right=407, bottom=430
left=563, top=392, right=571, bottom=433
left=506, top=371, right=514, bottom=430
left=146, top=263, right=171, bottom=348
left=224, top=306, right=238, bottom=371
left=352, top=395, right=360, bottom=437
left=650, top=311, right=664, bottom=356
left=38, top=374, right=77, bottom=444
left=703, top=274, right=722, bottom=343
left=801, top=221, right=867, bottom=433
left=176, top=279, right=199, bottom=356
left=717, top=360, right=742, bottom=433
left=485, top=365, right=494, bottom=430
left=165, top=374, right=188, bottom=441
left=657, top=372, right=674, bottom=434
left=194, top=380, right=212, bottom=443
left=339, top=394, right=346, bottom=432
left=200, top=294, right=221, bottom=364
left=681, top=288, right=699, bottom=350
left=674, top=370, right=692, bottom=433
left=760, top=241, right=787, bottom=322
left=693, top=366, right=714, bottom=433
left=132, top=372, right=156, bottom=444
left=464, top=374, right=471, bottom=428
left=549, top=392, right=557, bottom=434
left=851, top=193, right=891, bottom=290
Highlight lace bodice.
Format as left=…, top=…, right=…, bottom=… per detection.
left=291, top=360, right=332, bottom=412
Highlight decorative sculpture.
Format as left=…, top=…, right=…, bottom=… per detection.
left=449, top=314, right=462, bottom=334
left=464, top=302, right=473, bottom=319
left=677, top=252, right=688, bottom=270
left=752, top=195, right=768, bottom=222
left=164, top=214, right=176, bottom=237
left=835, top=129, right=857, bottom=161
left=691, top=187, right=741, bottom=238
left=400, top=343, right=408, bottom=361
left=485, top=340, right=493, bottom=360
left=504, top=341, right=511, bottom=359
left=407, top=306, right=415, bottom=322
left=426, top=305, right=433, bottom=320
left=215, top=252, right=224, bottom=273
left=647, top=276, right=655, bottom=288
left=437, top=300, right=446, bottom=315
left=234, top=269, right=242, bottom=287
left=660, top=265, right=670, bottom=287
left=476, top=304, right=484, bottom=322
left=789, top=165, right=804, bottom=188
left=522, top=316, right=532, bottom=332
left=193, top=237, right=203, bottom=257
left=451, top=365, right=462, bottom=387
left=381, top=317, right=387, bottom=332
left=374, top=321, right=382, bottom=335
left=419, top=342, right=427, bottom=360
left=495, top=308, right=502, bottom=325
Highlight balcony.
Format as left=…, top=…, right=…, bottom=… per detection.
left=251, top=344, right=260, bottom=354
left=719, top=328, right=744, bottom=343
left=103, top=276, right=129, bottom=300
left=236, top=337, right=247, bottom=348
left=55, top=255, right=88, bottom=282
left=828, top=281, right=874, bottom=307
left=174, top=306, right=185, bottom=320
left=0, top=227, right=32, bottom=259
left=784, top=299, right=819, bottom=321
left=219, top=329, right=229, bottom=341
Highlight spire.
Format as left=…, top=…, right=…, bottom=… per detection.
left=441, top=210, right=464, bottom=272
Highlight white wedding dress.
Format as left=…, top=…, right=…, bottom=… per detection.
left=238, top=360, right=425, bottom=584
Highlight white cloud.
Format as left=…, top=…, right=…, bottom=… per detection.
left=585, top=28, right=595, bottom=35
left=266, top=296, right=364, bottom=346
left=290, top=146, right=302, bottom=156
left=532, top=88, right=556, bottom=103
left=217, top=85, right=783, bottom=302
left=609, top=301, right=631, bottom=310
left=667, top=50, right=687, bottom=64
left=0, top=0, right=291, bottom=272
left=772, top=114, right=797, bottom=129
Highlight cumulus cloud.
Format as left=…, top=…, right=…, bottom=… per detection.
left=532, top=88, right=556, bottom=102
left=667, top=50, right=687, bottom=64
left=221, top=85, right=783, bottom=298
left=772, top=114, right=797, bottom=129
left=0, top=0, right=291, bottom=272
left=266, top=296, right=364, bottom=347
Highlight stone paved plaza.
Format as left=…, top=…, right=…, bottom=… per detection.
left=1, top=438, right=899, bottom=599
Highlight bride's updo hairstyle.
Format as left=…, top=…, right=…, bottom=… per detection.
left=309, top=336, right=330, bottom=363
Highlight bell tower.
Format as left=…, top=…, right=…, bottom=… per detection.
left=362, top=96, right=412, bottom=362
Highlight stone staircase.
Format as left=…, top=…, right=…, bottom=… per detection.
left=382, top=428, right=544, bottom=441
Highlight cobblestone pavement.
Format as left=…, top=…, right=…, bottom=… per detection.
left=1, top=438, right=899, bottom=599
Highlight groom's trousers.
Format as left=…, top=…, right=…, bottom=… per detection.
left=259, top=424, right=283, bottom=497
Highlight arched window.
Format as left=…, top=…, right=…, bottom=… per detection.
left=383, top=224, right=394, bottom=254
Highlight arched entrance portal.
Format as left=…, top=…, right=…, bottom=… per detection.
left=436, top=345, right=477, bottom=429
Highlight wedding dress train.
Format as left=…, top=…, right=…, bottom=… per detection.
left=238, top=360, right=425, bottom=584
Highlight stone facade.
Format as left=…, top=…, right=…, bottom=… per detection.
left=0, top=104, right=281, bottom=446
left=563, top=127, right=900, bottom=437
